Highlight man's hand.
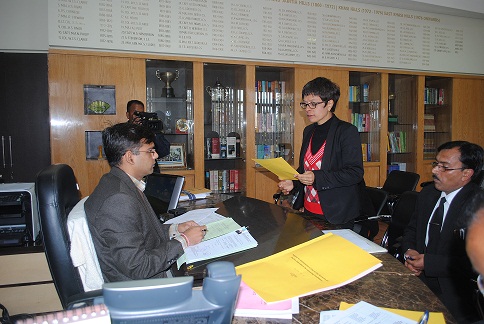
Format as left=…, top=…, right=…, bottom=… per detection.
left=404, top=249, right=424, bottom=276
left=182, top=225, right=207, bottom=245
left=177, top=221, right=199, bottom=233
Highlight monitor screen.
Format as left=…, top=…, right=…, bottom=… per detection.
left=144, top=173, right=184, bottom=216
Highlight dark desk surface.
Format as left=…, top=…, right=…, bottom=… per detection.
left=178, top=195, right=456, bottom=323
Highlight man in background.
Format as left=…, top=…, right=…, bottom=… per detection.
left=402, top=140, right=483, bottom=323
left=127, top=100, right=170, bottom=162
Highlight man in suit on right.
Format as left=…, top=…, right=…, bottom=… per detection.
left=402, top=140, right=483, bottom=323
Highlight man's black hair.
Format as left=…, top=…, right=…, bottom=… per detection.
left=102, top=122, right=155, bottom=167
left=437, top=141, right=484, bottom=180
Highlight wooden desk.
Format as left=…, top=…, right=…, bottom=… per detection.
left=180, top=195, right=456, bottom=323
left=0, top=246, right=62, bottom=315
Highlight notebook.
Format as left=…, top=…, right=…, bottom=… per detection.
left=144, top=173, right=185, bottom=217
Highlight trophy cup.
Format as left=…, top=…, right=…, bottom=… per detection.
left=156, top=70, right=179, bottom=98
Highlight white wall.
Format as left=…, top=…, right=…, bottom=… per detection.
left=0, top=0, right=48, bottom=52
left=0, top=0, right=482, bottom=52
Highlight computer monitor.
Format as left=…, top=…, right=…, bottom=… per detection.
left=144, top=173, right=184, bottom=217
left=103, top=261, right=241, bottom=324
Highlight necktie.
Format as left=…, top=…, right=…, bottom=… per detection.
left=427, top=197, right=446, bottom=253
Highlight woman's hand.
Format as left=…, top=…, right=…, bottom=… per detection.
left=295, top=171, right=314, bottom=186
left=278, top=179, right=294, bottom=195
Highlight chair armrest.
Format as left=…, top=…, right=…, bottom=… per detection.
left=66, top=289, right=104, bottom=309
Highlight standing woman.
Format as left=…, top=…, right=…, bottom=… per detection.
left=278, top=77, right=364, bottom=229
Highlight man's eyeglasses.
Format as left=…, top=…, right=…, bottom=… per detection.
left=136, top=148, right=157, bottom=156
left=431, top=161, right=466, bottom=172
left=300, top=101, right=325, bottom=109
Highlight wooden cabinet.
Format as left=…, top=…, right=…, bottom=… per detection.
left=0, top=250, right=62, bottom=314
left=0, top=53, right=50, bottom=183
left=48, top=50, right=484, bottom=199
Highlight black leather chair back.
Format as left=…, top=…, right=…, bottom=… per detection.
left=36, top=164, right=84, bottom=309
left=382, top=170, right=420, bottom=195
left=381, top=191, right=419, bottom=261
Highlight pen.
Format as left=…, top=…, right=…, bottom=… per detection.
left=418, top=310, right=429, bottom=324
left=404, top=254, right=414, bottom=261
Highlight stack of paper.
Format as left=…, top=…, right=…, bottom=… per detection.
left=235, top=233, right=382, bottom=303
left=322, top=229, right=387, bottom=253
left=167, top=209, right=258, bottom=268
left=319, top=302, right=445, bottom=324
left=234, top=281, right=299, bottom=319
left=179, top=188, right=212, bottom=201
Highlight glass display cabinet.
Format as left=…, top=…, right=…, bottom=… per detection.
left=349, top=71, right=381, bottom=164
left=387, top=74, right=418, bottom=173
left=423, top=77, right=452, bottom=160
left=203, top=63, right=246, bottom=194
left=146, top=59, right=194, bottom=170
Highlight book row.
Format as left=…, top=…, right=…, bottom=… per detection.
left=351, top=113, right=372, bottom=132
left=205, top=169, right=240, bottom=193
left=361, top=143, right=373, bottom=162
left=387, top=131, right=408, bottom=153
left=424, top=87, right=445, bottom=105
left=424, top=114, right=436, bottom=132
left=205, top=135, right=241, bottom=159
left=349, top=84, right=369, bottom=103
left=256, top=143, right=290, bottom=160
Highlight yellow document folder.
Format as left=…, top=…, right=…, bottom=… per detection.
left=253, top=157, right=298, bottom=180
left=236, top=233, right=382, bottom=303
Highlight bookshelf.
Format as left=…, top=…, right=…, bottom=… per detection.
left=387, top=74, right=418, bottom=173
left=348, top=72, right=382, bottom=163
left=254, top=67, right=295, bottom=164
left=423, top=77, right=452, bottom=160
left=203, top=63, right=246, bottom=194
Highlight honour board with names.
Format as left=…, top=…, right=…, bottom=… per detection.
left=49, top=0, right=484, bottom=75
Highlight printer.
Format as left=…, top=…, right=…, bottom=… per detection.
left=0, top=183, right=40, bottom=246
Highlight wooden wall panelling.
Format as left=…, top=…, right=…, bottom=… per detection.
left=452, top=78, right=484, bottom=148
left=192, top=61, right=205, bottom=189
left=49, top=52, right=146, bottom=196
left=245, top=65, right=257, bottom=198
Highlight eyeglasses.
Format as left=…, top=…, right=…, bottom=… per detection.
left=299, top=101, right=325, bottom=109
left=136, top=148, right=157, bottom=156
left=431, top=161, right=466, bottom=172
left=478, top=274, right=484, bottom=295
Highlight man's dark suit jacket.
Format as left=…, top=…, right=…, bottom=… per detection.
left=292, top=116, right=364, bottom=224
left=401, top=182, right=481, bottom=323
left=85, top=167, right=183, bottom=283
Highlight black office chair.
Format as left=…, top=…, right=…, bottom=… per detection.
left=381, top=170, right=420, bottom=214
left=36, top=164, right=102, bottom=309
left=354, top=186, right=389, bottom=241
left=380, top=190, right=419, bottom=262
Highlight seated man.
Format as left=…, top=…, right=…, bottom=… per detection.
left=402, top=140, right=483, bottom=323
left=85, top=122, right=206, bottom=282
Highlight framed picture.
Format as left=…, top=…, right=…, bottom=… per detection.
left=157, top=143, right=186, bottom=169
left=84, top=85, right=116, bottom=115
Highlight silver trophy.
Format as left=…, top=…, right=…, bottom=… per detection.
left=156, top=70, right=179, bottom=98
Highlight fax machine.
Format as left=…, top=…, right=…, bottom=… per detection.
left=0, top=183, right=40, bottom=246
